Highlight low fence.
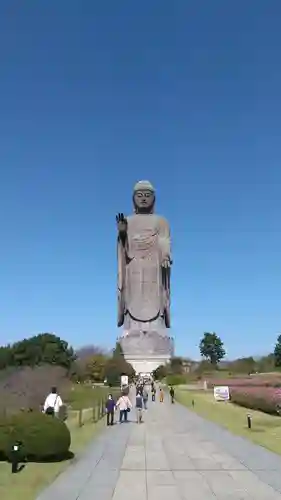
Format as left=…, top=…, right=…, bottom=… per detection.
left=68, top=389, right=120, bottom=428
left=71, top=398, right=107, bottom=427
left=0, top=388, right=121, bottom=425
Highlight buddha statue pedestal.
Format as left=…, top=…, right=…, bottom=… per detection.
left=119, top=330, right=174, bottom=375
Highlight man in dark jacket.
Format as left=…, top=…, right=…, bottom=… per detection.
left=169, top=386, right=175, bottom=404
left=105, top=394, right=115, bottom=426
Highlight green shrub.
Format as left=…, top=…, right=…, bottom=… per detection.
left=104, top=358, right=135, bottom=387
left=152, top=365, right=167, bottom=380
left=0, top=411, right=71, bottom=461
left=166, top=374, right=187, bottom=386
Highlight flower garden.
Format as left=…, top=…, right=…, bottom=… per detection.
left=205, top=375, right=281, bottom=415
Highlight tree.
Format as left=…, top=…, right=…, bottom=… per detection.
left=71, top=353, right=108, bottom=383
left=104, top=357, right=135, bottom=387
left=113, top=341, right=124, bottom=358
left=256, top=353, right=275, bottom=373
left=0, top=346, right=13, bottom=370
left=170, top=357, right=184, bottom=374
left=194, top=359, right=217, bottom=375
left=152, top=365, right=167, bottom=380
left=199, top=332, right=225, bottom=366
left=104, top=341, right=134, bottom=386
left=0, top=333, right=76, bottom=370
left=76, top=345, right=106, bottom=360
left=274, top=335, right=281, bottom=367
left=229, top=356, right=256, bottom=374
left=84, top=353, right=107, bottom=382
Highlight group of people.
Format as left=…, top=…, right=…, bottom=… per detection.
left=105, top=392, right=132, bottom=425
left=42, top=383, right=175, bottom=426
left=105, top=389, right=146, bottom=426
left=105, top=383, right=176, bottom=426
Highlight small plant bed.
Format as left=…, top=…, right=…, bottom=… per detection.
left=0, top=407, right=107, bottom=499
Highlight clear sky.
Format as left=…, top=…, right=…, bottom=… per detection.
left=0, top=1, right=280, bottom=360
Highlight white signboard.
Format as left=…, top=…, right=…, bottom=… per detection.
left=121, top=375, right=129, bottom=387
left=213, top=385, right=230, bottom=402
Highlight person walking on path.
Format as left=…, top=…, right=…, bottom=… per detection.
left=135, top=391, right=143, bottom=424
left=151, top=386, right=156, bottom=402
left=169, top=386, right=175, bottom=404
left=142, top=387, right=148, bottom=409
left=105, top=394, right=115, bottom=426
left=116, top=394, right=132, bottom=423
left=43, top=387, right=63, bottom=417
left=137, top=384, right=143, bottom=396
left=159, top=388, right=164, bottom=403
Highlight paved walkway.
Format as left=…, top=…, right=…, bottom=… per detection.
left=37, top=392, right=281, bottom=499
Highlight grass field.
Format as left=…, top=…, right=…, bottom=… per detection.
left=0, top=412, right=106, bottom=500
left=176, top=389, right=281, bottom=455
left=0, top=385, right=121, bottom=500
left=65, top=383, right=112, bottom=410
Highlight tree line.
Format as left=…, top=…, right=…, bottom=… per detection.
left=0, top=333, right=135, bottom=387
left=198, top=331, right=281, bottom=370
left=73, top=341, right=135, bottom=386
left=0, top=333, right=76, bottom=370
left=2, top=330, right=280, bottom=387
left=153, top=331, right=281, bottom=381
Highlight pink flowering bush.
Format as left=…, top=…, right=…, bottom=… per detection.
left=0, top=365, right=71, bottom=414
left=205, top=375, right=281, bottom=414
left=206, top=376, right=281, bottom=389
left=230, top=386, right=281, bottom=415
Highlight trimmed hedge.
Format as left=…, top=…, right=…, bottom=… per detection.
left=0, top=411, right=71, bottom=461
left=230, top=388, right=281, bottom=416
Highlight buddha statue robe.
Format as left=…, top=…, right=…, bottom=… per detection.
left=117, top=212, right=172, bottom=336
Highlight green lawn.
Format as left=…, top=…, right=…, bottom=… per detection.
left=0, top=384, right=122, bottom=499
left=65, top=384, right=120, bottom=410
left=176, top=389, right=281, bottom=455
left=0, top=402, right=111, bottom=499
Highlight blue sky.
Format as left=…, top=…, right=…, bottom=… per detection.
left=0, top=1, right=280, bottom=359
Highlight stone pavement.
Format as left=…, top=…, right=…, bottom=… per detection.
left=37, top=391, right=281, bottom=499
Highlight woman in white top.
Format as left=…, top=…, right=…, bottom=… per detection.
left=43, top=387, right=63, bottom=417
left=116, top=394, right=132, bottom=423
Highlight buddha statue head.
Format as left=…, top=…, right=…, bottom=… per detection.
left=133, top=180, right=155, bottom=214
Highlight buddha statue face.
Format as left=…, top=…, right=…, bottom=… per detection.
left=133, top=180, right=155, bottom=214
left=133, top=189, right=155, bottom=214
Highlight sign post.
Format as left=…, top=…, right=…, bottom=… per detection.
left=121, top=375, right=129, bottom=387
left=213, top=386, right=230, bottom=402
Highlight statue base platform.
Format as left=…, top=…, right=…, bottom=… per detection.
left=119, top=330, right=174, bottom=375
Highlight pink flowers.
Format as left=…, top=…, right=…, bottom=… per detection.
left=230, top=386, right=281, bottom=414
left=205, top=376, right=281, bottom=414
left=206, top=377, right=281, bottom=389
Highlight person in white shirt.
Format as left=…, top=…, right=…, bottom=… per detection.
left=43, top=387, right=63, bottom=417
left=116, top=394, right=132, bottom=423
